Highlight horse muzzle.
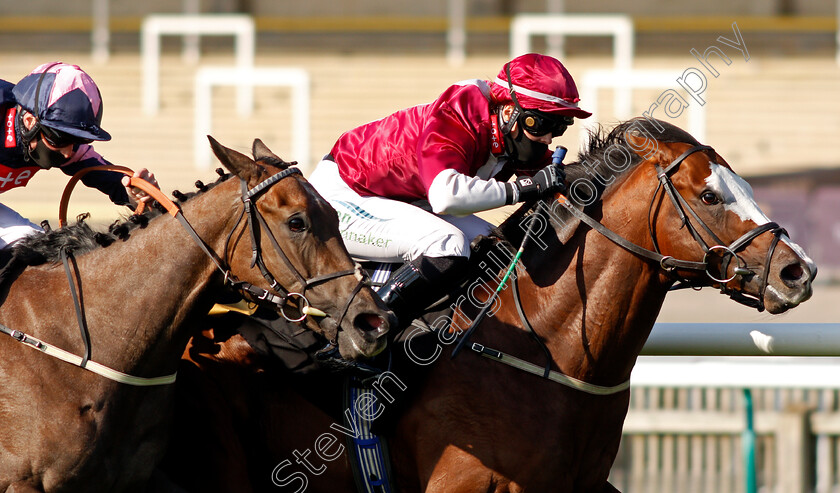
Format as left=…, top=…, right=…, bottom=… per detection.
left=761, top=255, right=815, bottom=314
left=337, top=313, right=390, bottom=359
left=718, top=241, right=816, bottom=315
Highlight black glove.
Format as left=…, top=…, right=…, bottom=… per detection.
left=505, top=164, right=567, bottom=204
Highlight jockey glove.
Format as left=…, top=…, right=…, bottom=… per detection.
left=505, top=163, right=567, bottom=204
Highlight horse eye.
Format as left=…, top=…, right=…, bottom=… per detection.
left=288, top=216, right=307, bottom=232
left=701, top=191, right=720, bottom=205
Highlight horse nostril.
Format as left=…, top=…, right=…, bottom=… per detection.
left=781, top=262, right=805, bottom=285
left=355, top=313, right=387, bottom=333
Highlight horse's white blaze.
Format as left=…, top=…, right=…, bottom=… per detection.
left=705, top=163, right=771, bottom=224
left=705, top=162, right=817, bottom=274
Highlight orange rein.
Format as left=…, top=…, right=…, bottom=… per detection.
left=58, top=165, right=178, bottom=227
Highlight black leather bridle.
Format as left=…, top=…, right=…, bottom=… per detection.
left=230, top=167, right=366, bottom=326
left=0, top=166, right=368, bottom=386
left=560, top=144, right=787, bottom=311
left=171, top=167, right=366, bottom=331
left=452, top=144, right=789, bottom=387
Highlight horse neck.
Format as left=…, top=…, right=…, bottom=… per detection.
left=500, top=197, right=670, bottom=387
left=21, top=181, right=240, bottom=377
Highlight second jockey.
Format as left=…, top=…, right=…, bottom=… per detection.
left=0, top=62, right=158, bottom=250
left=308, top=53, right=592, bottom=326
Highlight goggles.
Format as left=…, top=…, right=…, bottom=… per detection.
left=501, top=62, right=574, bottom=138
left=519, top=111, right=573, bottom=137
left=40, top=125, right=92, bottom=148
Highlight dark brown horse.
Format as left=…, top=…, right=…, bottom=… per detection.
left=0, top=137, right=389, bottom=492
left=164, top=119, right=816, bottom=492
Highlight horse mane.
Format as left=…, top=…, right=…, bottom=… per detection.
left=495, top=117, right=700, bottom=245
left=7, top=141, right=297, bottom=269
left=10, top=170, right=234, bottom=267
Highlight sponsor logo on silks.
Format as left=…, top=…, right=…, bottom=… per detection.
left=489, top=113, right=504, bottom=156
left=4, top=107, right=16, bottom=148
left=341, top=230, right=394, bottom=249
left=0, top=163, right=41, bottom=192
left=519, top=178, right=533, bottom=186
left=335, top=200, right=387, bottom=222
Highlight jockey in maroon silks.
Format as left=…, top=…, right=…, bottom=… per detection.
left=0, top=62, right=157, bottom=250
left=309, top=53, right=592, bottom=325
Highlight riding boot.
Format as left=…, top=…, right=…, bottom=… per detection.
left=377, top=255, right=468, bottom=327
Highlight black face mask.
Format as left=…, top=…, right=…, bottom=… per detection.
left=503, top=126, right=548, bottom=166
left=28, top=137, right=71, bottom=169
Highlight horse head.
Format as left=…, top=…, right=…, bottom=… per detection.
left=598, top=118, right=815, bottom=314
left=208, top=137, right=391, bottom=359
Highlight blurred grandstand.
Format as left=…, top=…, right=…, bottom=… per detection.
left=1, top=2, right=840, bottom=491
left=1, top=2, right=838, bottom=242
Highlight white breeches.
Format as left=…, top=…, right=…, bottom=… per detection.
left=308, top=159, right=493, bottom=263
left=0, top=203, right=42, bottom=250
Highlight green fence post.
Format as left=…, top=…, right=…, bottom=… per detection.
left=743, top=388, right=757, bottom=493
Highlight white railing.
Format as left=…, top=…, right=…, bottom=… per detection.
left=194, top=67, right=310, bottom=170
left=91, top=0, right=109, bottom=64
left=142, top=14, right=255, bottom=116
left=509, top=15, right=635, bottom=141
left=578, top=69, right=707, bottom=148
left=625, top=322, right=840, bottom=493
left=510, top=13, right=634, bottom=72
left=91, top=0, right=202, bottom=64
left=447, top=0, right=466, bottom=66
left=643, top=322, right=840, bottom=358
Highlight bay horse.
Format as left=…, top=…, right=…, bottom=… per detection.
left=163, top=118, right=816, bottom=492
left=0, top=137, right=389, bottom=492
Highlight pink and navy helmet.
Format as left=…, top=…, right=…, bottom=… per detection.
left=13, top=62, right=111, bottom=141
left=490, top=53, right=591, bottom=120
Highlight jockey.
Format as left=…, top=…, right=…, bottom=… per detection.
left=308, top=53, right=591, bottom=326
left=0, top=62, right=158, bottom=250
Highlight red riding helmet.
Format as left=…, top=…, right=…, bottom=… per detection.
left=490, top=53, right=591, bottom=120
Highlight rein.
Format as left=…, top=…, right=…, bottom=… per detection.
left=450, top=144, right=786, bottom=395
left=0, top=322, right=177, bottom=386
left=237, top=172, right=363, bottom=325
left=2, top=166, right=363, bottom=386
left=647, top=145, right=787, bottom=311
left=555, top=145, right=785, bottom=310
left=452, top=203, right=632, bottom=396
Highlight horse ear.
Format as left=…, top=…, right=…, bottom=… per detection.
left=252, top=138, right=290, bottom=169
left=207, top=135, right=261, bottom=183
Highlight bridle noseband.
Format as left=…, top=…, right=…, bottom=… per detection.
left=647, top=145, right=787, bottom=311
left=561, top=144, right=787, bottom=311
left=228, top=167, right=366, bottom=330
